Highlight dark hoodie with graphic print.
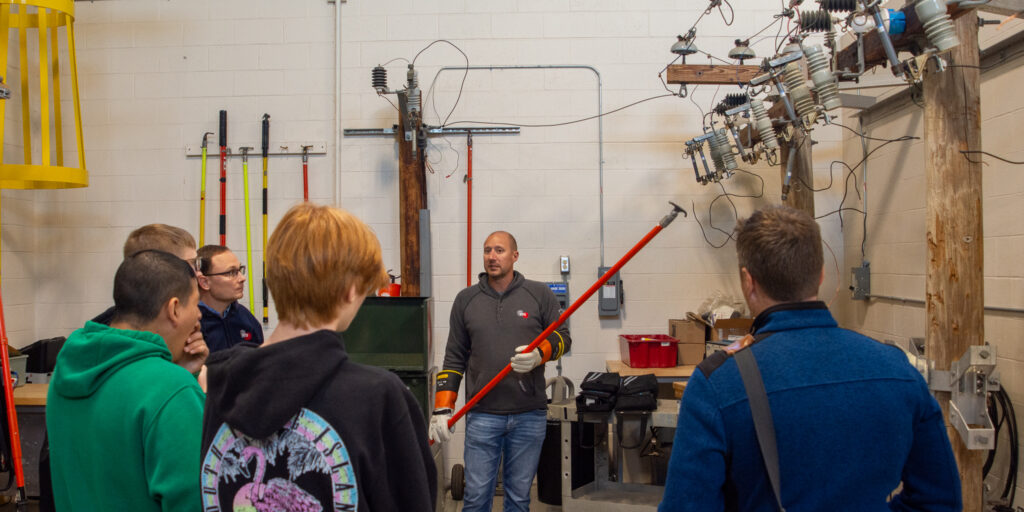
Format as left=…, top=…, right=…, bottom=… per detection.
left=200, top=330, right=436, bottom=512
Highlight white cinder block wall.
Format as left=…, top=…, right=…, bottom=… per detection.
left=832, top=24, right=1024, bottom=507
left=1, top=0, right=934, bottom=485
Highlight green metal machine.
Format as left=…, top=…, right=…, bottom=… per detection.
left=342, top=296, right=434, bottom=419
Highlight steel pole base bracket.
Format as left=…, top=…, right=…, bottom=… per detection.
left=887, top=340, right=999, bottom=450
left=947, top=346, right=998, bottom=450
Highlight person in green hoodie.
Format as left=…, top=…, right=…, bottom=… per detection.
left=46, top=250, right=205, bottom=512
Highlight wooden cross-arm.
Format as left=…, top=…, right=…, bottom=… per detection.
left=666, top=64, right=762, bottom=86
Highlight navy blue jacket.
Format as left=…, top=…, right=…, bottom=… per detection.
left=199, top=301, right=263, bottom=353
left=659, top=302, right=961, bottom=512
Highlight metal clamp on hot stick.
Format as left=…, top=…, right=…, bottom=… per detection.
left=432, top=202, right=687, bottom=443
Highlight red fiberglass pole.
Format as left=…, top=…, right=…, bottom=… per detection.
left=218, top=110, right=228, bottom=246
left=0, top=290, right=27, bottom=502
left=436, top=202, right=687, bottom=439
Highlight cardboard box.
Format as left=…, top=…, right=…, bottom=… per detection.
left=711, top=318, right=753, bottom=342
left=668, top=319, right=706, bottom=365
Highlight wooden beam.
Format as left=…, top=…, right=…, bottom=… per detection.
left=666, top=64, right=761, bottom=86
left=397, top=95, right=427, bottom=297
left=923, top=12, right=983, bottom=511
left=976, top=0, right=1024, bottom=16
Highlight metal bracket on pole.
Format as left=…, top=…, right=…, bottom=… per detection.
left=948, top=345, right=998, bottom=450
left=888, top=340, right=999, bottom=450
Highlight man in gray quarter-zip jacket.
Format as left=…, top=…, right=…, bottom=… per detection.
left=430, top=231, right=571, bottom=512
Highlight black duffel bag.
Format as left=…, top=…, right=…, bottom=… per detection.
left=616, top=374, right=658, bottom=412
left=616, top=374, right=659, bottom=449
left=575, top=371, right=620, bottom=413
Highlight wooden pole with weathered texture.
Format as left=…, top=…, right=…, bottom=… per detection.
left=397, top=94, right=426, bottom=297
left=923, top=11, right=984, bottom=511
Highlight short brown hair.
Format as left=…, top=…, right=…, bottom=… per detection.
left=735, top=205, right=823, bottom=302
left=123, top=224, right=196, bottom=259
left=197, top=245, right=231, bottom=274
left=267, top=203, right=388, bottom=329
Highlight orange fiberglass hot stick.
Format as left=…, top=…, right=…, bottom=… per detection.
left=432, top=201, right=687, bottom=443
left=0, top=289, right=27, bottom=502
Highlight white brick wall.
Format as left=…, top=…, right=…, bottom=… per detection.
left=2, top=0, right=951, bottom=489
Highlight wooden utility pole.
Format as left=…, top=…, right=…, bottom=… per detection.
left=923, top=11, right=983, bottom=511
left=397, top=95, right=426, bottom=297
left=779, top=128, right=814, bottom=216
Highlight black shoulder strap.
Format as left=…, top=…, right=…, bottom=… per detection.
left=734, top=334, right=786, bottom=512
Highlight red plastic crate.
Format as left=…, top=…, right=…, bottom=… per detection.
left=619, top=334, right=679, bottom=368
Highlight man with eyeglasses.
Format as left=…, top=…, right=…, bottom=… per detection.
left=197, top=245, right=264, bottom=352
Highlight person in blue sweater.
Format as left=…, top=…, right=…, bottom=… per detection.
left=197, top=245, right=264, bottom=352
left=659, top=205, right=962, bottom=511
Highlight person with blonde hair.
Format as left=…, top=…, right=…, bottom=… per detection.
left=199, top=203, right=436, bottom=511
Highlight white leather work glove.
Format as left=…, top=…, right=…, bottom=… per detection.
left=429, top=410, right=454, bottom=444
left=510, top=345, right=543, bottom=373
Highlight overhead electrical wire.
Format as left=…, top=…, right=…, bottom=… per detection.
left=719, top=0, right=735, bottom=26
left=693, top=168, right=765, bottom=249
left=961, top=150, right=1024, bottom=165
left=411, top=39, right=470, bottom=127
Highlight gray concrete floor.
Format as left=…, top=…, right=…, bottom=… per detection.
left=439, top=484, right=561, bottom=511
left=0, top=497, right=37, bottom=511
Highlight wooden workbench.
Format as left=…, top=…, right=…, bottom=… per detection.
left=13, top=383, right=47, bottom=407
left=605, top=360, right=695, bottom=379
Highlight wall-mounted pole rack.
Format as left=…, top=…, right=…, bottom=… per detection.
left=185, top=142, right=327, bottom=158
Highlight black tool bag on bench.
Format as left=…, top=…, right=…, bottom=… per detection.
left=574, top=372, right=620, bottom=449
left=575, top=371, right=620, bottom=413
left=615, top=374, right=659, bottom=449
left=616, top=374, right=658, bottom=411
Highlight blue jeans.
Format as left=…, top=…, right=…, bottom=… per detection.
left=462, top=409, right=547, bottom=512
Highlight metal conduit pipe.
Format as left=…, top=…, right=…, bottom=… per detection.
left=334, top=0, right=343, bottom=206
left=430, top=65, right=606, bottom=264
left=866, top=294, right=1024, bottom=315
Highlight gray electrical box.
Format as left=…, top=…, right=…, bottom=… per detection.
left=597, top=266, right=622, bottom=317
left=851, top=261, right=870, bottom=301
